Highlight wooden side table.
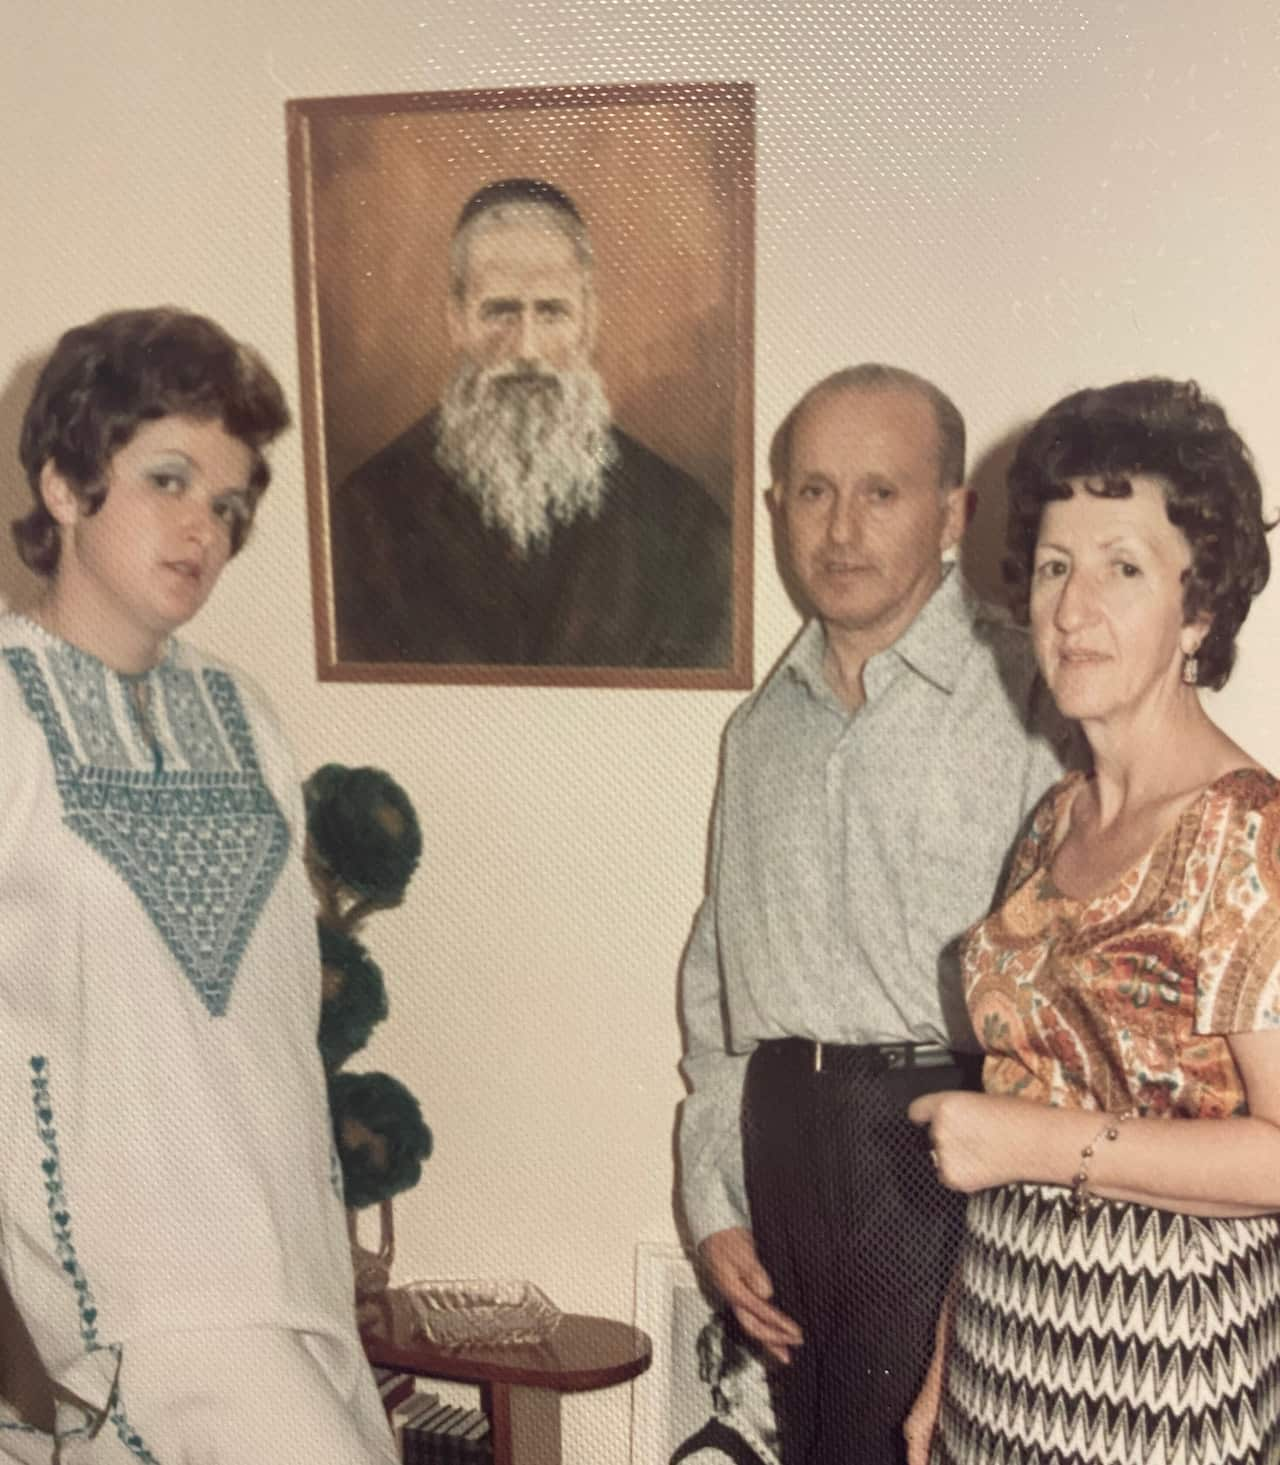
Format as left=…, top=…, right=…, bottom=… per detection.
left=362, top=1298, right=651, bottom=1465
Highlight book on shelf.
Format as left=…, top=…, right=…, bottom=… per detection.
left=371, top=1365, right=417, bottom=1415
left=403, top=1401, right=463, bottom=1465
left=395, top=1391, right=441, bottom=1428
left=440, top=1406, right=472, bottom=1463
left=396, top=1390, right=442, bottom=1464
left=401, top=1400, right=494, bottom=1463
left=449, top=1406, right=493, bottom=1461
left=459, top=1408, right=492, bottom=1454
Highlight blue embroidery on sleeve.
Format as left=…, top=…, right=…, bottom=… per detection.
left=29, top=1056, right=162, bottom=1462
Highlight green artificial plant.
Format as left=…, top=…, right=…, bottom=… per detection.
left=305, top=763, right=432, bottom=1210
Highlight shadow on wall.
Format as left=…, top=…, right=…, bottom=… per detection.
left=0, top=355, right=45, bottom=611
left=959, top=426, right=1024, bottom=610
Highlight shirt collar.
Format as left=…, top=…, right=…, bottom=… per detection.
left=779, top=618, right=833, bottom=703
left=876, top=563, right=980, bottom=693
left=780, top=563, right=981, bottom=703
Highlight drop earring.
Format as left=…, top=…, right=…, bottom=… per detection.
left=1182, top=653, right=1199, bottom=686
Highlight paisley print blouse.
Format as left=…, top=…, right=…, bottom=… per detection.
left=966, top=768, right=1280, bottom=1116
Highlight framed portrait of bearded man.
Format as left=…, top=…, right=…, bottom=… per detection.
left=287, top=82, right=755, bottom=689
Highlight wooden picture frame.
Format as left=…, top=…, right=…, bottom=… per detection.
left=287, top=82, right=755, bottom=689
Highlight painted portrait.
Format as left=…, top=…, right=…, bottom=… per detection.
left=288, top=83, right=755, bottom=688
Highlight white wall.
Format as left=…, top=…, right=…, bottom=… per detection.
left=4, top=3, right=1279, bottom=1460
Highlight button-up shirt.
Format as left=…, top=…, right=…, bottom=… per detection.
left=678, top=568, right=1075, bottom=1243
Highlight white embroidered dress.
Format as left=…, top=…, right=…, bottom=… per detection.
left=0, top=614, right=388, bottom=1461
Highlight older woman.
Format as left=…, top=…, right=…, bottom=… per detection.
left=0, top=309, right=395, bottom=1463
left=907, top=377, right=1280, bottom=1465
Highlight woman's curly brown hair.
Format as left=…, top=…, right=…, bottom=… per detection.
left=14, top=307, right=289, bottom=577
left=1005, top=377, right=1273, bottom=690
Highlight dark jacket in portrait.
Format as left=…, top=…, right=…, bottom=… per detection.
left=331, top=410, right=732, bottom=668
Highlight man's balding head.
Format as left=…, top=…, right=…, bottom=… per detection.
left=769, top=364, right=966, bottom=494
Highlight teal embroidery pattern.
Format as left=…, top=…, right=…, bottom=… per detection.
left=162, top=665, right=234, bottom=772
left=0, top=1419, right=41, bottom=1437
left=5, top=648, right=288, bottom=1017
left=203, top=668, right=267, bottom=774
left=48, top=644, right=132, bottom=769
left=108, top=1400, right=163, bottom=1463
left=29, top=1056, right=161, bottom=1463
left=30, top=1057, right=102, bottom=1353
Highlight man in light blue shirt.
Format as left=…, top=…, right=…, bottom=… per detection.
left=678, top=366, right=1073, bottom=1464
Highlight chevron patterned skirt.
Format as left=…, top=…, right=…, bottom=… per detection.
left=931, top=1183, right=1280, bottom=1465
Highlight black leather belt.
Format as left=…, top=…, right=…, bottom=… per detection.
left=756, top=1036, right=977, bottom=1075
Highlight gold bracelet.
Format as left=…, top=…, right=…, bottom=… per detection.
left=1069, top=1108, right=1136, bottom=1216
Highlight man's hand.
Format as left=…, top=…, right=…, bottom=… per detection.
left=698, top=1226, right=803, bottom=1365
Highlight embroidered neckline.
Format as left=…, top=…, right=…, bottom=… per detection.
left=3, top=610, right=174, bottom=684
left=2, top=644, right=289, bottom=1017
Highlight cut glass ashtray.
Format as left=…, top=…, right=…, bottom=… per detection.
left=401, top=1278, right=563, bottom=1349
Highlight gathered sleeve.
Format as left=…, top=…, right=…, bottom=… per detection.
left=1194, top=780, right=1280, bottom=1036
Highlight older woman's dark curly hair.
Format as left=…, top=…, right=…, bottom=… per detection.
left=14, top=307, right=290, bottom=576
left=1005, top=377, right=1273, bottom=690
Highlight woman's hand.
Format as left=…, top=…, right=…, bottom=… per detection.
left=908, top=1089, right=1041, bottom=1193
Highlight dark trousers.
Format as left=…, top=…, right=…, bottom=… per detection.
left=742, top=1039, right=980, bottom=1465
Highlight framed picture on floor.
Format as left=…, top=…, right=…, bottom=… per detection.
left=632, top=1241, right=779, bottom=1465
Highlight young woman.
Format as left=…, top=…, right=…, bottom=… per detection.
left=907, top=377, right=1280, bottom=1465
left=0, top=308, right=396, bottom=1463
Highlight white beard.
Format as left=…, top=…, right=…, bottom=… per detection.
left=435, top=360, right=618, bottom=558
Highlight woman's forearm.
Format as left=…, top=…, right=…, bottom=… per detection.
left=916, top=1090, right=1280, bottom=1217
left=995, top=1097, right=1280, bottom=1216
